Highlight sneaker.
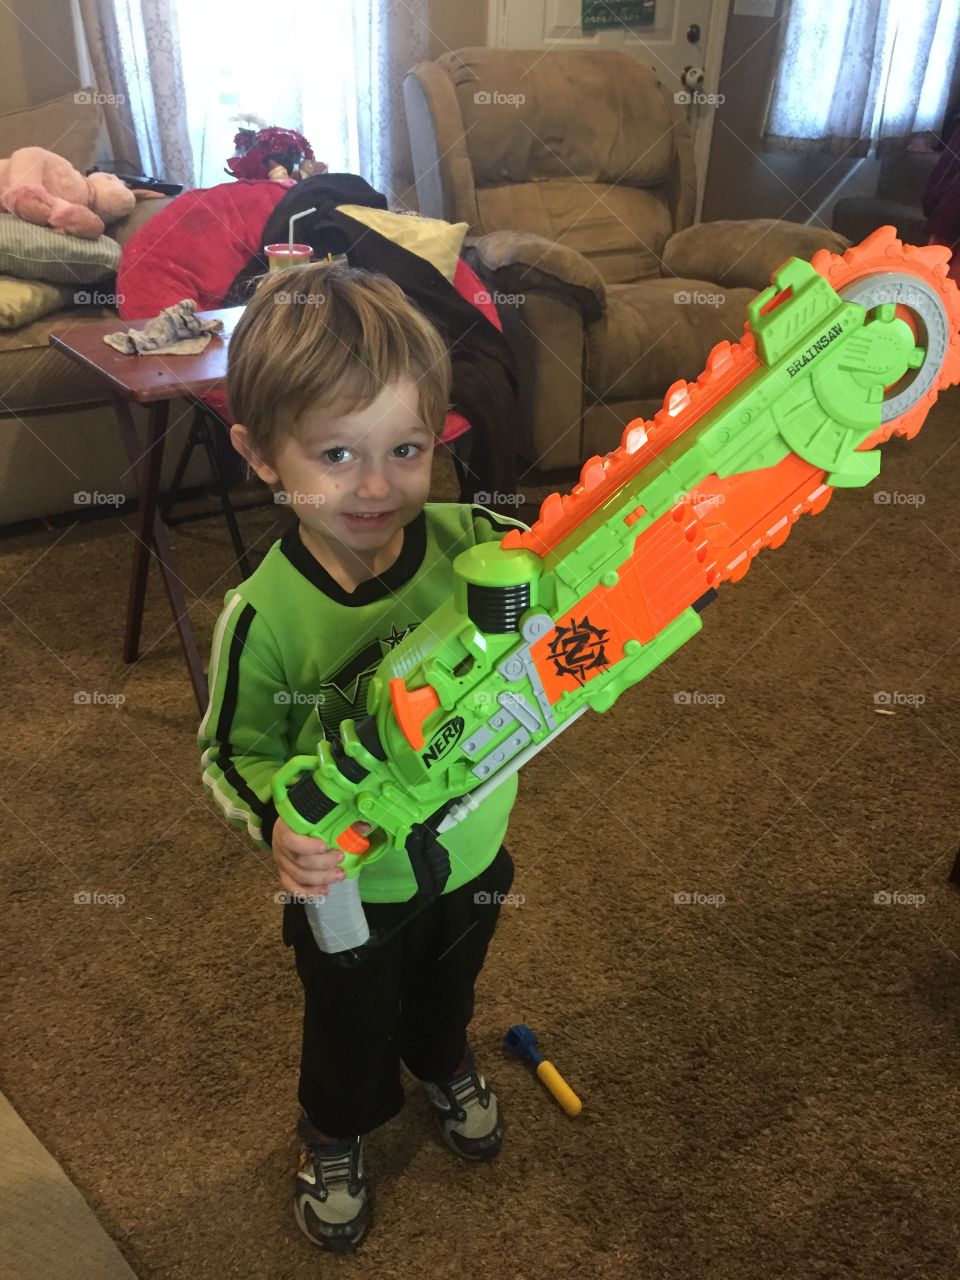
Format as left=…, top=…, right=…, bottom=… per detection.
left=293, top=1113, right=370, bottom=1252
left=421, top=1045, right=504, bottom=1161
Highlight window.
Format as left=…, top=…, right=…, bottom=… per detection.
left=764, top=0, right=960, bottom=154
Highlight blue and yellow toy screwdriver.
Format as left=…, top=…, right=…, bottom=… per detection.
left=503, top=1024, right=583, bottom=1116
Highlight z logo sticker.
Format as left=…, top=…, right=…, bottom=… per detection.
left=547, top=615, right=609, bottom=686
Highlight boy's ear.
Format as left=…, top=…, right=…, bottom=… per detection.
left=230, top=423, right=280, bottom=485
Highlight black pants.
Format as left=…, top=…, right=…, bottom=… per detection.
left=283, top=845, right=515, bottom=1139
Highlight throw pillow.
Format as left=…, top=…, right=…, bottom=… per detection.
left=0, top=275, right=75, bottom=329
left=335, top=205, right=468, bottom=281
left=0, top=214, right=121, bottom=284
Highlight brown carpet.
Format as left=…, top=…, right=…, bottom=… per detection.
left=2, top=416, right=959, bottom=1280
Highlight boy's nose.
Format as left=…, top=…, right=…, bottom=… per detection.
left=355, top=464, right=391, bottom=501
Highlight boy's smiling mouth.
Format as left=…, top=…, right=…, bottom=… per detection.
left=342, top=510, right=395, bottom=527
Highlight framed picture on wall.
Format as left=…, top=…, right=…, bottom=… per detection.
left=581, top=0, right=656, bottom=30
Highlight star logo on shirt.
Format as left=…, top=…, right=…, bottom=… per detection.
left=383, top=624, right=408, bottom=650
left=312, top=624, right=414, bottom=736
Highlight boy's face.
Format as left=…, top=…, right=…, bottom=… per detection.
left=234, top=376, right=435, bottom=560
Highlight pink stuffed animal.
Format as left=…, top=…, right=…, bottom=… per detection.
left=0, top=146, right=161, bottom=239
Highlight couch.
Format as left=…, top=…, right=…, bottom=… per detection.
left=404, top=48, right=851, bottom=471
left=0, top=90, right=206, bottom=528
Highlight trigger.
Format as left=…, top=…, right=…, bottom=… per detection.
left=337, top=824, right=371, bottom=855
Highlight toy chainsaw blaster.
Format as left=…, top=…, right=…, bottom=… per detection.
left=273, top=226, right=960, bottom=957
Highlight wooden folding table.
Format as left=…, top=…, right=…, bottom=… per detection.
left=49, top=308, right=245, bottom=713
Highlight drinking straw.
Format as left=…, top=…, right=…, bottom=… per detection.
left=288, top=207, right=317, bottom=246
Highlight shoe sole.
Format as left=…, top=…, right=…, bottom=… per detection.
left=434, top=1112, right=504, bottom=1161
left=294, top=1193, right=371, bottom=1252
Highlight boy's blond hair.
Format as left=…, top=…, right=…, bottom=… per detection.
left=227, top=262, right=452, bottom=464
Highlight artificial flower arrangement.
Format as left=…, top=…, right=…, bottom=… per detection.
left=225, top=116, right=327, bottom=182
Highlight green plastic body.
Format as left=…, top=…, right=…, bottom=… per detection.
left=273, top=256, right=921, bottom=874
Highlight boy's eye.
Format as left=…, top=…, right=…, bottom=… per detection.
left=392, top=443, right=423, bottom=459
left=322, top=447, right=353, bottom=464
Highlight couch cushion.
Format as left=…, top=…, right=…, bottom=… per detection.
left=0, top=214, right=121, bottom=284
left=0, top=309, right=116, bottom=414
left=439, top=48, right=676, bottom=188
left=477, top=181, right=672, bottom=285
left=0, top=89, right=102, bottom=172
left=585, top=277, right=757, bottom=401
left=0, top=276, right=75, bottom=329
left=336, top=205, right=468, bottom=281
left=663, top=219, right=850, bottom=290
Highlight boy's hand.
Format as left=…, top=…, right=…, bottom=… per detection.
left=271, top=816, right=372, bottom=900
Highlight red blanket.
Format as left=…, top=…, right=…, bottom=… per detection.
left=117, top=181, right=497, bottom=441
left=117, top=180, right=288, bottom=320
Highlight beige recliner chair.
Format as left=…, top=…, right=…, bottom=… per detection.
left=404, top=48, right=850, bottom=471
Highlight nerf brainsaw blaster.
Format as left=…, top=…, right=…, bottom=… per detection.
left=273, top=226, right=960, bottom=957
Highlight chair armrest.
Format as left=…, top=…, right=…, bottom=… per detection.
left=467, top=230, right=606, bottom=322
left=662, top=219, right=851, bottom=292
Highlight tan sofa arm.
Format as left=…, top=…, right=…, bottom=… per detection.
left=662, top=219, right=851, bottom=292
left=467, top=231, right=606, bottom=323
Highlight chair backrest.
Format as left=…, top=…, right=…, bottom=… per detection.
left=404, top=47, right=698, bottom=285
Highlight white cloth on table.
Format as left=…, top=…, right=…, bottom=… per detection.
left=103, top=298, right=224, bottom=356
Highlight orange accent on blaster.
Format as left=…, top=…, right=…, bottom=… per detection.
left=527, top=451, right=837, bottom=708
left=389, top=676, right=441, bottom=751
left=501, top=332, right=761, bottom=559
left=337, top=825, right=371, bottom=855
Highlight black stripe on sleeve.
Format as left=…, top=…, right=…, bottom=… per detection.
left=215, top=601, right=270, bottom=825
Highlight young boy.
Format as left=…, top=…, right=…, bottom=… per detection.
left=197, top=263, right=521, bottom=1253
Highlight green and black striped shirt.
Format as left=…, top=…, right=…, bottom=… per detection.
left=198, top=503, right=522, bottom=902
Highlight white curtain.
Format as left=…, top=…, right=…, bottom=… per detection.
left=177, top=0, right=430, bottom=200
left=78, top=0, right=195, bottom=183
left=762, top=0, right=960, bottom=156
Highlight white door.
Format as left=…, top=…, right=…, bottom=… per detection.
left=487, top=0, right=731, bottom=221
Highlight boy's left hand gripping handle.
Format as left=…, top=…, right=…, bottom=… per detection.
left=272, top=755, right=373, bottom=954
